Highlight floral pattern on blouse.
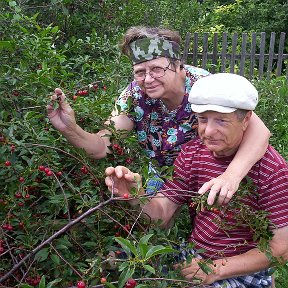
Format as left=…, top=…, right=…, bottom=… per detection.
left=116, top=65, right=210, bottom=166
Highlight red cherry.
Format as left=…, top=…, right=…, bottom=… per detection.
left=5, top=161, right=11, bottom=167
left=100, top=277, right=107, bottom=284
left=103, top=86, right=107, bottom=91
left=38, top=165, right=45, bottom=171
left=56, top=171, right=62, bottom=176
left=6, top=224, right=13, bottom=231
left=124, top=224, right=131, bottom=233
left=19, top=177, right=25, bottom=183
left=123, top=193, right=129, bottom=199
left=25, top=194, right=30, bottom=199
left=46, top=170, right=53, bottom=176
left=125, top=158, right=133, bottom=164
left=15, top=192, right=22, bottom=199
left=12, top=90, right=20, bottom=96
left=125, top=278, right=137, bottom=288
left=77, top=280, right=86, bottom=288
left=18, top=202, right=24, bottom=207
left=44, top=167, right=50, bottom=173
left=112, top=143, right=120, bottom=149
left=115, top=232, right=121, bottom=237
left=19, top=221, right=24, bottom=228
left=10, top=145, right=15, bottom=152
left=80, top=166, right=88, bottom=174
left=78, top=90, right=88, bottom=96
left=0, top=246, right=5, bottom=254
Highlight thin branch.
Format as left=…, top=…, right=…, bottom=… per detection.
left=50, top=244, right=82, bottom=278
left=0, top=197, right=114, bottom=284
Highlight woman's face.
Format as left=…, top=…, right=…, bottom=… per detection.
left=133, top=57, right=181, bottom=100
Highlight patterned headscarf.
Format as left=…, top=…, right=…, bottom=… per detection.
left=129, top=38, right=181, bottom=64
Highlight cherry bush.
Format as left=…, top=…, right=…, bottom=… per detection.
left=1, top=1, right=288, bottom=287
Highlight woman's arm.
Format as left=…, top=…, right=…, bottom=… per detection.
left=47, top=88, right=134, bottom=159
left=199, top=112, right=270, bottom=205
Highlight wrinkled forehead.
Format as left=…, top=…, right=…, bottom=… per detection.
left=132, top=57, right=169, bottom=70
left=197, top=110, right=238, bottom=120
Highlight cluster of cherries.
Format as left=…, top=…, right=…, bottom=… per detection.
left=38, top=165, right=62, bottom=177
left=72, top=83, right=107, bottom=101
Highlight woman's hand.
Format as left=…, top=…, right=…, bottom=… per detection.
left=198, top=171, right=241, bottom=205
left=105, top=166, right=142, bottom=197
left=47, top=88, right=77, bottom=133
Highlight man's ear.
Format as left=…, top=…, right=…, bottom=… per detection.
left=243, top=111, right=253, bottom=131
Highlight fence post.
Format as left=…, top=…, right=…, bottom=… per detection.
left=230, top=33, right=238, bottom=73
left=276, top=32, right=286, bottom=77
left=240, top=33, right=247, bottom=76
left=221, top=32, right=228, bottom=72
left=182, top=32, right=191, bottom=64
left=249, top=32, right=257, bottom=79
left=258, top=32, right=266, bottom=79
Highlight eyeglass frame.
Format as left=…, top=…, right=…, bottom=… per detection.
left=133, top=62, right=175, bottom=82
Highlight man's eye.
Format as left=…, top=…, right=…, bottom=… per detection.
left=198, top=117, right=207, bottom=122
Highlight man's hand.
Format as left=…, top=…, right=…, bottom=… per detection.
left=198, top=171, right=240, bottom=205
left=175, top=258, right=217, bottom=285
left=105, top=166, right=142, bottom=198
left=47, top=88, right=77, bottom=133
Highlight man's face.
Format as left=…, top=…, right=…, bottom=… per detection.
left=132, top=57, right=179, bottom=100
left=197, top=111, right=251, bottom=157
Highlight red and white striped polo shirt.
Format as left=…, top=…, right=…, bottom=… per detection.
left=161, top=138, right=288, bottom=259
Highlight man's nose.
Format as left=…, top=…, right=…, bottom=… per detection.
left=204, top=122, right=217, bottom=136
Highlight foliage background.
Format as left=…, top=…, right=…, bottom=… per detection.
left=0, top=0, right=288, bottom=287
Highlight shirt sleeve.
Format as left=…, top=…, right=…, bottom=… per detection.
left=115, top=85, right=133, bottom=114
left=160, top=144, right=196, bottom=205
left=259, top=161, right=288, bottom=229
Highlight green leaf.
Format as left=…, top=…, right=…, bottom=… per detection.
left=118, top=267, right=134, bottom=288
left=35, top=248, right=49, bottom=262
left=145, top=245, right=176, bottom=260
left=143, top=264, right=155, bottom=274
left=139, top=233, right=154, bottom=245
left=0, top=41, right=15, bottom=51
left=138, top=243, right=149, bottom=259
left=46, top=278, right=62, bottom=288
left=51, top=254, right=60, bottom=265
left=114, top=237, right=137, bottom=257
left=9, top=1, right=17, bottom=7
left=118, top=261, right=129, bottom=272
left=39, top=275, right=46, bottom=288
left=19, top=285, right=33, bottom=288
left=198, top=261, right=214, bottom=275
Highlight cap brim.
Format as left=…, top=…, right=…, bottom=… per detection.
left=191, top=104, right=237, bottom=113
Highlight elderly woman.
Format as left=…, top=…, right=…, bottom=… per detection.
left=47, top=26, right=270, bottom=205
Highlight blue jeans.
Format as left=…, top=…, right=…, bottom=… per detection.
left=145, top=162, right=164, bottom=195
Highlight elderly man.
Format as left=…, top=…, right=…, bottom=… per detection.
left=105, top=73, right=288, bottom=287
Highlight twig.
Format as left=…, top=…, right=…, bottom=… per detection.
left=0, top=197, right=114, bottom=284
left=50, top=244, right=82, bottom=278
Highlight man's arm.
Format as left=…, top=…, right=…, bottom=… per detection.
left=105, top=166, right=181, bottom=228
left=180, top=225, right=288, bottom=284
left=199, top=112, right=270, bottom=205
